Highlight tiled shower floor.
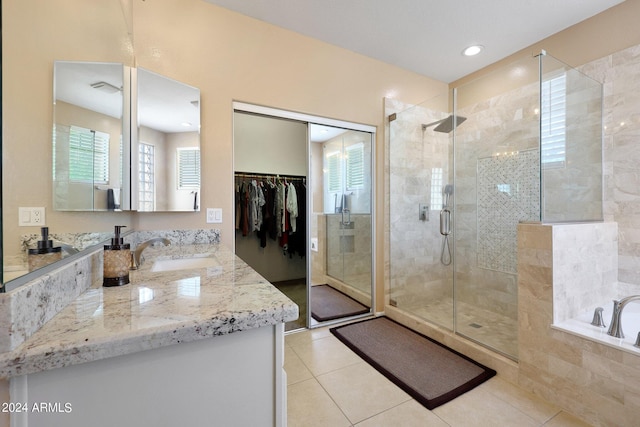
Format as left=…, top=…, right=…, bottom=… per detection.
left=398, top=297, right=518, bottom=358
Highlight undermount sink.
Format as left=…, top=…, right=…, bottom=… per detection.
left=151, top=256, right=219, bottom=272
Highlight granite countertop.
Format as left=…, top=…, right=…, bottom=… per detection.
left=0, top=243, right=298, bottom=379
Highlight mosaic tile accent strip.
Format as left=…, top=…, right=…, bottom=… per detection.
left=477, top=149, right=540, bottom=273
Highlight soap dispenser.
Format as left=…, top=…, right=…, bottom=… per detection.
left=28, top=227, right=62, bottom=271
left=103, top=225, right=130, bottom=287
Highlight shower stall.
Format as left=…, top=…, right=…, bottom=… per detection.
left=388, top=52, right=603, bottom=360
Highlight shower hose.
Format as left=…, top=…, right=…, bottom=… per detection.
left=440, top=207, right=452, bottom=265
left=441, top=234, right=452, bottom=265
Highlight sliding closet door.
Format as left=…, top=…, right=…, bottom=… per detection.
left=233, top=111, right=308, bottom=331
left=232, top=103, right=376, bottom=330
left=309, top=125, right=373, bottom=326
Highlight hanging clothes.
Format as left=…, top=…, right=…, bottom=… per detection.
left=287, top=182, right=298, bottom=233
left=294, top=181, right=306, bottom=257
left=234, top=173, right=305, bottom=258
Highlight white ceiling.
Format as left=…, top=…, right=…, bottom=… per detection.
left=203, top=0, right=624, bottom=83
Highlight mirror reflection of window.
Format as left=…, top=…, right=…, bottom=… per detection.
left=139, top=142, right=155, bottom=211
left=326, top=151, right=342, bottom=193
left=345, top=142, right=364, bottom=190
left=69, top=126, right=110, bottom=183
left=53, top=125, right=110, bottom=184
left=177, top=147, right=201, bottom=189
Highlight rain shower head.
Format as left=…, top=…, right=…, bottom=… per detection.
left=422, top=115, right=467, bottom=133
left=443, top=184, right=453, bottom=208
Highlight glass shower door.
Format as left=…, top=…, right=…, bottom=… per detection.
left=387, top=94, right=455, bottom=331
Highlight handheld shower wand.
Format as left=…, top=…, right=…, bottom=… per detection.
left=440, top=185, right=453, bottom=265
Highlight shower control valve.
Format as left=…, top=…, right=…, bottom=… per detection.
left=419, top=204, right=429, bottom=221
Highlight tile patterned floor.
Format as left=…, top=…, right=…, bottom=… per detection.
left=284, top=324, right=592, bottom=427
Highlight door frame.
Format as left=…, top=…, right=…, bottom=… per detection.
left=232, top=101, right=376, bottom=329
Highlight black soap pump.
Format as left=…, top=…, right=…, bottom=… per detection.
left=103, top=225, right=131, bottom=287
left=28, top=227, right=62, bottom=271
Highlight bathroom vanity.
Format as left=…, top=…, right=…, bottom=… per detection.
left=0, top=243, right=298, bottom=427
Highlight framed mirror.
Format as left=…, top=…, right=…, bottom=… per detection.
left=134, top=68, right=201, bottom=212
left=53, top=61, right=127, bottom=211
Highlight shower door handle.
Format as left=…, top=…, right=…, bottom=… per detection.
left=342, top=208, right=351, bottom=226
left=440, top=209, right=451, bottom=235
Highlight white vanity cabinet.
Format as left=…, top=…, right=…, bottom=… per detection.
left=10, top=324, right=286, bottom=427
left=1, top=244, right=296, bottom=427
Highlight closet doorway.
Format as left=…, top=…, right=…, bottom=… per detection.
left=233, top=103, right=375, bottom=331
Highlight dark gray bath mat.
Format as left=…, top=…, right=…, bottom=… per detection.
left=330, top=316, right=496, bottom=410
left=310, top=284, right=369, bottom=321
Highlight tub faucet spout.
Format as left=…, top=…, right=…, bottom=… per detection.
left=607, top=295, right=640, bottom=339
left=131, top=238, right=171, bottom=269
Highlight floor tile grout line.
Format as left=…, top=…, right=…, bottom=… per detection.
left=479, top=379, right=564, bottom=426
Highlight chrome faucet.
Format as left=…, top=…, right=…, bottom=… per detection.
left=131, top=238, right=171, bottom=270
left=607, top=295, right=640, bottom=338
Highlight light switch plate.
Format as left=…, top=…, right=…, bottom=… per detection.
left=19, top=207, right=46, bottom=226
left=206, top=208, right=222, bottom=224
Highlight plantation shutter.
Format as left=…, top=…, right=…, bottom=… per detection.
left=69, top=125, right=110, bottom=184
left=541, top=74, right=566, bottom=168
left=178, top=148, right=201, bottom=189
left=327, top=151, right=342, bottom=193
left=346, top=143, right=364, bottom=190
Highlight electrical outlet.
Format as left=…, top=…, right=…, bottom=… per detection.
left=19, top=207, right=46, bottom=226
left=206, top=208, right=222, bottom=224
left=32, top=207, right=45, bottom=224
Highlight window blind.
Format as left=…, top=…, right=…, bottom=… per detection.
left=68, top=125, right=110, bottom=184
left=541, top=74, right=566, bottom=168
left=178, top=148, right=201, bottom=189
left=327, top=151, right=342, bottom=193
left=346, top=143, right=365, bottom=190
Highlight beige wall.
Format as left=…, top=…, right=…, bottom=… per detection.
left=3, top=0, right=446, bottom=309
left=3, top=0, right=135, bottom=259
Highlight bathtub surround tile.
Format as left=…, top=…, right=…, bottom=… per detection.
left=551, top=222, right=618, bottom=323
left=518, top=223, right=640, bottom=426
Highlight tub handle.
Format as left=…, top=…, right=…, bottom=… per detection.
left=590, top=307, right=606, bottom=328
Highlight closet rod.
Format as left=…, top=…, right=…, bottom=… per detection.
left=234, top=171, right=306, bottom=181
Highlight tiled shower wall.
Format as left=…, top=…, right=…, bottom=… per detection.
left=454, top=80, right=540, bottom=320
left=477, top=149, right=540, bottom=273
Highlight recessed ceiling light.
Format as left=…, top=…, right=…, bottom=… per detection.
left=462, top=45, right=484, bottom=57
